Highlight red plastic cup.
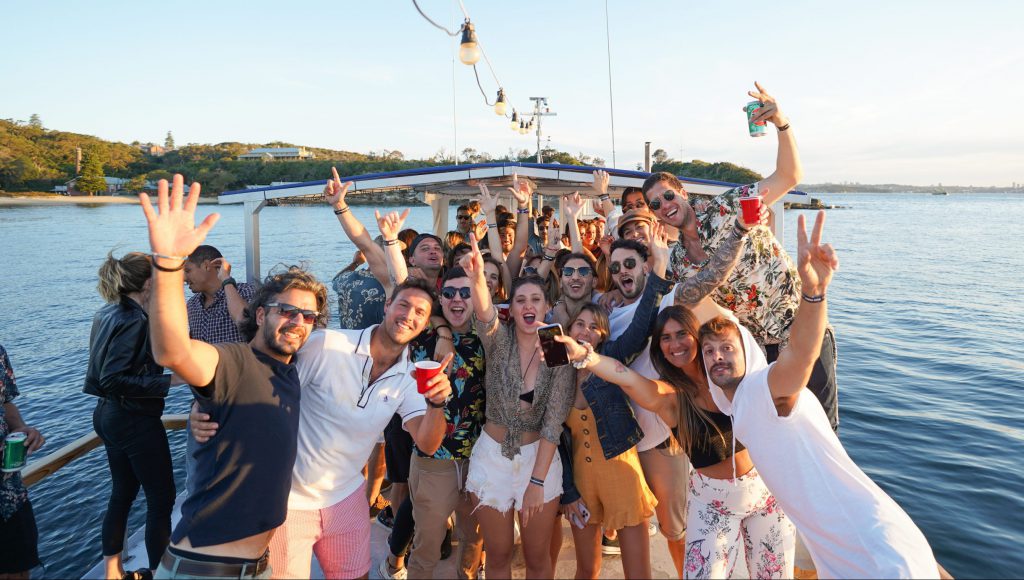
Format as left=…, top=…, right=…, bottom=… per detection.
left=414, top=360, right=443, bottom=394
left=739, top=196, right=762, bottom=226
left=497, top=304, right=510, bottom=323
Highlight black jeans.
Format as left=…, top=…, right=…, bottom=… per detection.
left=93, top=398, right=175, bottom=570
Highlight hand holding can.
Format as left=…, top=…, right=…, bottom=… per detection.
left=2, top=433, right=27, bottom=473
left=745, top=101, right=767, bottom=137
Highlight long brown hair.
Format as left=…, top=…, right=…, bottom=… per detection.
left=97, top=251, right=151, bottom=303
left=648, top=306, right=727, bottom=457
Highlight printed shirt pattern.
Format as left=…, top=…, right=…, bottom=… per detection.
left=410, top=328, right=486, bottom=460
left=186, top=282, right=256, bottom=344
left=333, top=269, right=387, bottom=330
left=0, top=345, right=27, bottom=521
left=669, top=183, right=800, bottom=345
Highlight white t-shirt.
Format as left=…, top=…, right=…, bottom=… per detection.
left=608, top=297, right=671, bottom=452
left=708, top=325, right=938, bottom=579
left=289, top=326, right=427, bottom=510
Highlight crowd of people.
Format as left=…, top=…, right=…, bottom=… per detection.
left=0, top=84, right=950, bottom=580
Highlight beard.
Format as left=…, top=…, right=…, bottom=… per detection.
left=262, top=323, right=306, bottom=357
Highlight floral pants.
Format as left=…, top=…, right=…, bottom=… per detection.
left=684, top=467, right=794, bottom=579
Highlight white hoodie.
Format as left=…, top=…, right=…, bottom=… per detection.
left=706, top=323, right=939, bottom=579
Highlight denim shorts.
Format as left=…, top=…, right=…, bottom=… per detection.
left=466, top=431, right=562, bottom=513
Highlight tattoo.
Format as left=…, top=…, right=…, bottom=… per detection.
left=675, top=226, right=746, bottom=307
left=614, top=361, right=627, bottom=374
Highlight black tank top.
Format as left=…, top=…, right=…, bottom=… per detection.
left=688, top=408, right=745, bottom=469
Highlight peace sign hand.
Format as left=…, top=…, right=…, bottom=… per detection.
left=324, top=167, right=354, bottom=210
left=375, top=208, right=410, bottom=242
left=139, top=174, right=219, bottom=258
left=745, top=81, right=788, bottom=127
left=796, top=210, right=838, bottom=296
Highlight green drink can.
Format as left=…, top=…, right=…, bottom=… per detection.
left=2, top=432, right=27, bottom=472
left=745, top=101, right=767, bottom=138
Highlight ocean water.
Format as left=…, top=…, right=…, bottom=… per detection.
left=1, top=193, right=1022, bottom=578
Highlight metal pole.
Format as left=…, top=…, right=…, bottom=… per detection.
left=644, top=141, right=651, bottom=172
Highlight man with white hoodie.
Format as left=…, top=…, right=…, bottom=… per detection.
left=698, top=211, right=943, bottom=579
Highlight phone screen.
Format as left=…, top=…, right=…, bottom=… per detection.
left=538, top=324, right=570, bottom=367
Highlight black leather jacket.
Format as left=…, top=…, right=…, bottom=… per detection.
left=83, top=297, right=170, bottom=416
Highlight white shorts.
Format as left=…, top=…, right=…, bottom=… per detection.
left=466, top=431, right=562, bottom=513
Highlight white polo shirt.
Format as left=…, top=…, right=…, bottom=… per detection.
left=288, top=326, right=427, bottom=510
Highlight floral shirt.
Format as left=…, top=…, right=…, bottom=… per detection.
left=333, top=268, right=386, bottom=330
left=409, top=327, right=486, bottom=460
left=0, top=344, right=28, bottom=522
left=669, top=183, right=800, bottom=346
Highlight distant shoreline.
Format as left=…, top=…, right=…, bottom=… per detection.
left=0, top=195, right=219, bottom=207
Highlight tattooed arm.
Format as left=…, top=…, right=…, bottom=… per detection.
left=674, top=223, right=749, bottom=308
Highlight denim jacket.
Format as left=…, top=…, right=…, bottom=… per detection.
left=581, top=274, right=671, bottom=459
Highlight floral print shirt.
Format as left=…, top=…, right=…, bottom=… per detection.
left=669, top=183, right=800, bottom=346
left=409, top=327, right=486, bottom=460
left=0, top=345, right=28, bottom=522
left=333, top=268, right=386, bottom=330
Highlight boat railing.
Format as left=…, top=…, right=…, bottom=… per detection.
left=22, top=414, right=187, bottom=488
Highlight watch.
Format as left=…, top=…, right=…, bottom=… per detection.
left=220, top=277, right=237, bottom=289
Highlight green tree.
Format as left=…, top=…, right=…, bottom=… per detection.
left=165, top=131, right=175, bottom=150
left=126, top=175, right=149, bottom=193
left=76, top=152, right=107, bottom=196
left=28, top=114, right=43, bottom=129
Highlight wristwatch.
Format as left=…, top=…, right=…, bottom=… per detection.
left=220, top=277, right=237, bottom=289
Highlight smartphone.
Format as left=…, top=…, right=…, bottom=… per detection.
left=569, top=503, right=591, bottom=529
left=537, top=323, right=570, bottom=367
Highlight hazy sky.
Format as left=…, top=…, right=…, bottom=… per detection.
left=2, top=1, right=1021, bottom=186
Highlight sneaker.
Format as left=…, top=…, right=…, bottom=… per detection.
left=440, top=525, right=453, bottom=560
left=370, top=494, right=391, bottom=518
left=601, top=534, right=621, bottom=555
left=376, top=558, right=408, bottom=580
left=648, top=520, right=658, bottom=537
left=376, top=505, right=395, bottom=529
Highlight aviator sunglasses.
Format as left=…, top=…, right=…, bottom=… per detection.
left=608, top=258, right=638, bottom=274
left=441, top=286, right=473, bottom=300
left=561, top=266, right=593, bottom=277
left=266, top=302, right=318, bottom=324
left=647, top=189, right=682, bottom=211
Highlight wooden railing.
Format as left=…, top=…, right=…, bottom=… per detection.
left=23, top=414, right=188, bottom=488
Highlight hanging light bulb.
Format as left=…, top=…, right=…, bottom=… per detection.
left=494, top=88, right=507, bottom=116
left=458, top=21, right=480, bottom=65
left=519, top=120, right=528, bottom=135
left=509, top=111, right=519, bottom=130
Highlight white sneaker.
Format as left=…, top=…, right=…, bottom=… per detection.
left=377, top=558, right=408, bottom=580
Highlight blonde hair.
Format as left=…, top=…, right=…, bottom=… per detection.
left=97, top=251, right=152, bottom=303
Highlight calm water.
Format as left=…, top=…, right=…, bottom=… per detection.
left=1, top=194, right=1022, bottom=578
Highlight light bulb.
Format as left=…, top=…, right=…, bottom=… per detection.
left=519, top=121, right=527, bottom=135
left=459, top=22, right=480, bottom=65
left=509, top=111, right=519, bottom=130
left=494, top=89, right=507, bottom=116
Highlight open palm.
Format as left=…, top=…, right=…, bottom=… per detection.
left=139, top=175, right=219, bottom=257
left=796, top=211, right=839, bottom=296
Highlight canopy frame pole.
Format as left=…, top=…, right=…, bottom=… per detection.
left=243, top=200, right=267, bottom=284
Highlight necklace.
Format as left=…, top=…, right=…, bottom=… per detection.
left=523, top=347, right=539, bottom=375
left=679, top=244, right=710, bottom=269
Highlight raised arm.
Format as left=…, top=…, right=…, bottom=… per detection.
left=562, top=191, right=587, bottom=255
left=767, top=211, right=837, bottom=405
left=747, top=83, right=803, bottom=207
left=139, top=175, right=221, bottom=387
left=591, top=170, right=615, bottom=219
left=478, top=182, right=505, bottom=259
left=536, top=218, right=562, bottom=281
left=325, top=167, right=391, bottom=288
left=505, top=174, right=532, bottom=278
left=460, top=232, right=494, bottom=324
left=376, top=208, right=410, bottom=294
left=553, top=334, right=678, bottom=427
left=673, top=200, right=767, bottom=307
left=211, top=257, right=248, bottom=324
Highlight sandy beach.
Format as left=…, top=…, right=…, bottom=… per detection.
left=0, top=195, right=219, bottom=206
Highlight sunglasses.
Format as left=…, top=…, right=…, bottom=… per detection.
left=522, top=266, right=539, bottom=275
left=441, top=286, right=472, bottom=300
left=647, top=189, right=681, bottom=211
left=266, top=302, right=318, bottom=324
left=456, top=214, right=472, bottom=220
left=609, top=258, right=638, bottom=274
left=561, top=266, right=593, bottom=277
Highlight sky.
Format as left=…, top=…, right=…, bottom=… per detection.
left=2, top=0, right=1021, bottom=187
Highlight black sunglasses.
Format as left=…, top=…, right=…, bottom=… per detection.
left=561, top=266, right=593, bottom=278
left=456, top=214, right=472, bottom=220
left=647, top=189, right=679, bottom=211
left=522, top=266, right=539, bottom=275
left=609, top=258, right=638, bottom=274
left=441, top=286, right=472, bottom=300
left=266, top=302, right=318, bottom=324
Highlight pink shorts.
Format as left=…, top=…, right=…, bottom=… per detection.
left=268, top=483, right=370, bottom=579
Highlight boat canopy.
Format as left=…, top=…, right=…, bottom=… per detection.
left=217, top=162, right=795, bottom=283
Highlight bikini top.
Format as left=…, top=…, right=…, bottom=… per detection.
left=519, top=389, right=535, bottom=404
left=688, top=407, right=746, bottom=469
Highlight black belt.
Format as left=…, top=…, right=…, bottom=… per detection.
left=160, top=549, right=269, bottom=578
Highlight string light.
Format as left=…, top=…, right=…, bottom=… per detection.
left=458, top=21, right=480, bottom=65
left=494, top=88, right=507, bottom=116
left=509, top=111, right=519, bottom=130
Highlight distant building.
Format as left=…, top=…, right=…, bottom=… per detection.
left=56, top=177, right=131, bottom=196
left=238, top=147, right=315, bottom=161
left=138, top=143, right=167, bottom=157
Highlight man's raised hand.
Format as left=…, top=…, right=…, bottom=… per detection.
left=507, top=172, right=532, bottom=207
left=563, top=191, right=585, bottom=219
left=460, top=232, right=486, bottom=278
left=478, top=182, right=499, bottom=214
left=324, top=166, right=354, bottom=210
left=375, top=208, right=410, bottom=241
left=139, top=174, right=219, bottom=258
left=796, top=210, right=838, bottom=296
left=745, top=81, right=788, bottom=128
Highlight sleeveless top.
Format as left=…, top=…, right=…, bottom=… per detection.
left=688, top=407, right=746, bottom=469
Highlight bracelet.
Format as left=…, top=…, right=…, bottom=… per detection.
left=529, top=476, right=545, bottom=487
left=437, top=335, right=454, bottom=343
left=333, top=206, right=350, bottom=215
left=382, top=238, right=401, bottom=246
left=542, top=254, right=556, bottom=262
left=434, top=323, right=452, bottom=333
left=487, top=223, right=498, bottom=229
left=427, top=398, right=447, bottom=409
left=599, top=194, right=610, bottom=202
left=733, top=220, right=751, bottom=235
left=572, top=340, right=598, bottom=369
left=517, top=208, right=529, bottom=215
left=152, top=253, right=187, bottom=272
left=220, top=277, right=237, bottom=289
left=801, top=292, right=825, bottom=303
left=777, top=123, right=790, bottom=132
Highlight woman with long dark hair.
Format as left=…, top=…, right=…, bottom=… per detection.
left=555, top=306, right=795, bottom=579
left=84, top=252, right=176, bottom=580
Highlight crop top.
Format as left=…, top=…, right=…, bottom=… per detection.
left=474, top=307, right=574, bottom=459
left=688, top=407, right=746, bottom=470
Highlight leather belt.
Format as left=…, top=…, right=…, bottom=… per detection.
left=160, top=549, right=269, bottom=578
